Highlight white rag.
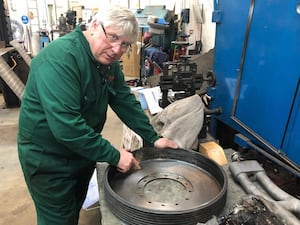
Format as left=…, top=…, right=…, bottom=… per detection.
left=150, top=94, right=205, bottom=150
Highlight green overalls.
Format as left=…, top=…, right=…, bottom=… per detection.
left=18, top=26, right=159, bottom=225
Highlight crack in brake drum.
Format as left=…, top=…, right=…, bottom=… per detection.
left=103, top=147, right=228, bottom=225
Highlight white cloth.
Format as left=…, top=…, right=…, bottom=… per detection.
left=150, top=94, right=205, bottom=149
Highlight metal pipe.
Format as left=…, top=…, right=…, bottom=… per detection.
left=236, top=173, right=300, bottom=225
left=247, top=140, right=300, bottom=177
left=256, top=171, right=300, bottom=214
left=256, top=171, right=295, bottom=200
left=236, top=173, right=271, bottom=200
left=260, top=198, right=300, bottom=225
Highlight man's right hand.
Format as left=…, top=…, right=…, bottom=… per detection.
left=116, top=148, right=141, bottom=173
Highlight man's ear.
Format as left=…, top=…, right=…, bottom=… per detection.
left=90, top=20, right=99, bottom=32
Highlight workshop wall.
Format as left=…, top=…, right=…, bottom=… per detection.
left=6, top=0, right=215, bottom=56
left=185, top=0, right=215, bottom=54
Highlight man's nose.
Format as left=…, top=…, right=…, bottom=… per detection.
left=111, top=44, right=123, bottom=53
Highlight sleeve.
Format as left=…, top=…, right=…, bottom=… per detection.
left=108, top=64, right=160, bottom=146
left=34, top=54, right=120, bottom=165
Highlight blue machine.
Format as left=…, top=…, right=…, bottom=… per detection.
left=209, top=0, right=300, bottom=176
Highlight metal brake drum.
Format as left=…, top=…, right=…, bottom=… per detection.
left=103, top=147, right=228, bottom=225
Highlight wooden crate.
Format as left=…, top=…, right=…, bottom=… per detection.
left=121, top=42, right=140, bottom=77
left=121, top=31, right=143, bottom=77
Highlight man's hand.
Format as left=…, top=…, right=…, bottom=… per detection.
left=154, top=137, right=178, bottom=149
left=116, top=148, right=141, bottom=173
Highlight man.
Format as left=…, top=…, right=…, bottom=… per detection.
left=18, top=5, right=178, bottom=225
left=58, top=13, right=67, bottom=32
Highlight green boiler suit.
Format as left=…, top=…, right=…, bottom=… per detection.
left=18, top=26, right=160, bottom=225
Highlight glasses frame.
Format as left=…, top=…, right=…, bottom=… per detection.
left=100, top=22, right=132, bottom=51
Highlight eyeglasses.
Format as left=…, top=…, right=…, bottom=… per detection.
left=100, top=22, right=131, bottom=51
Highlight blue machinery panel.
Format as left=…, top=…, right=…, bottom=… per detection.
left=210, top=0, right=300, bottom=175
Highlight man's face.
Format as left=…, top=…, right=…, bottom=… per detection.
left=88, top=21, right=132, bottom=65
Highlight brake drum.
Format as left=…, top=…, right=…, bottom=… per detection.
left=103, top=147, right=228, bottom=225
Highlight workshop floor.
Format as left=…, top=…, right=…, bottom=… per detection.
left=0, top=94, right=124, bottom=225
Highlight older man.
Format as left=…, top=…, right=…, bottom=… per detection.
left=18, top=5, right=177, bottom=225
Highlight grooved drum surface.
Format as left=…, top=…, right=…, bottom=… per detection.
left=104, top=148, right=228, bottom=225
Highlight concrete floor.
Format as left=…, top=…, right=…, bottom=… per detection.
left=0, top=94, right=123, bottom=225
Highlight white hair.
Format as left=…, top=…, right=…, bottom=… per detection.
left=90, top=5, right=139, bottom=43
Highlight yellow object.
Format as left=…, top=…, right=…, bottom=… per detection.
left=199, top=141, right=228, bottom=166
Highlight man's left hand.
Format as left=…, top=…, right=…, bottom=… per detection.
left=154, top=137, right=178, bottom=149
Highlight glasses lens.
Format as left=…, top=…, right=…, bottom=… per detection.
left=120, top=43, right=131, bottom=50
left=101, top=23, right=131, bottom=51
left=107, top=37, right=131, bottom=51
left=107, top=34, right=119, bottom=43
